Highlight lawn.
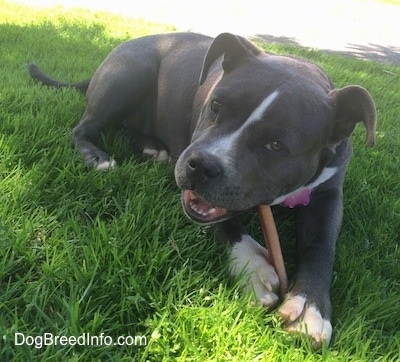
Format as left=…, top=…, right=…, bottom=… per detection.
left=0, top=1, right=399, bottom=361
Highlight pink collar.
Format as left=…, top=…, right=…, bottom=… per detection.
left=281, top=188, right=311, bottom=208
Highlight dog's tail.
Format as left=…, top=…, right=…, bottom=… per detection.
left=27, top=63, right=90, bottom=93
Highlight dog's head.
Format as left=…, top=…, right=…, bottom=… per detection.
left=175, top=33, right=376, bottom=224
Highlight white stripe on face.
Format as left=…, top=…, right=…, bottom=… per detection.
left=206, top=91, right=280, bottom=160
left=244, top=90, right=280, bottom=129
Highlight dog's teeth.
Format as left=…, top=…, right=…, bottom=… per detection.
left=189, top=201, right=215, bottom=217
left=189, top=202, right=199, bottom=213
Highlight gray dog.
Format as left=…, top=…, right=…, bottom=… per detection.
left=29, top=32, right=376, bottom=348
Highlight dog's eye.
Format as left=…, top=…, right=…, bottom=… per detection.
left=265, top=141, right=285, bottom=153
left=210, top=99, right=221, bottom=113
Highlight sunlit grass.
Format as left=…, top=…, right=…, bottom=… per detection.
left=1, top=1, right=399, bottom=360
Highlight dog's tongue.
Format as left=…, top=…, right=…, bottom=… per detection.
left=183, top=190, right=228, bottom=223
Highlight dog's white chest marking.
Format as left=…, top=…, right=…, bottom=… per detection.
left=307, top=166, right=338, bottom=189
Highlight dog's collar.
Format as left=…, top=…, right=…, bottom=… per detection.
left=276, top=166, right=339, bottom=208
left=280, top=188, right=311, bottom=208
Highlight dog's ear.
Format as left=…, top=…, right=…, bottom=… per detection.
left=199, top=33, right=261, bottom=85
left=329, top=85, right=377, bottom=147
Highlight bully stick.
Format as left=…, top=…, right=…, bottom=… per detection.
left=257, top=204, right=288, bottom=298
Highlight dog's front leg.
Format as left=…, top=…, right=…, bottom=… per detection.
left=279, top=183, right=344, bottom=348
left=217, top=218, right=280, bottom=309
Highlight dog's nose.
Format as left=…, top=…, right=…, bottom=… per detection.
left=186, top=152, right=223, bottom=186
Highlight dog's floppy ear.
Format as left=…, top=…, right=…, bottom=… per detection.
left=329, top=85, right=377, bottom=147
left=199, top=33, right=261, bottom=85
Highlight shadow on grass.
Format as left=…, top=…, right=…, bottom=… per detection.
left=254, top=34, right=400, bottom=65
left=0, top=21, right=117, bottom=79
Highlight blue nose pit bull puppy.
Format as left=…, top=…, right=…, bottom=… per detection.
left=28, top=32, right=376, bottom=348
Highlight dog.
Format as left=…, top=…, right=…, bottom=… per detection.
left=28, top=32, right=376, bottom=348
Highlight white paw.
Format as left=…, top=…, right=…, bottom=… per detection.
left=230, top=235, right=280, bottom=309
left=95, top=159, right=117, bottom=171
left=279, top=295, right=332, bottom=348
left=143, top=148, right=171, bottom=162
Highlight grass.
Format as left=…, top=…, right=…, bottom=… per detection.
left=0, top=0, right=399, bottom=360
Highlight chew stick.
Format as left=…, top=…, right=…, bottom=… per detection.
left=257, top=204, right=288, bottom=297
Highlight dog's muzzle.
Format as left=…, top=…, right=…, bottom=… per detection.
left=176, top=151, right=241, bottom=224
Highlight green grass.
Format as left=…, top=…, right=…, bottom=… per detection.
left=1, top=1, right=399, bottom=361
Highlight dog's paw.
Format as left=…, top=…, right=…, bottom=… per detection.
left=230, top=235, right=280, bottom=309
left=95, top=159, right=117, bottom=171
left=278, top=295, right=332, bottom=349
left=82, top=148, right=117, bottom=171
left=143, top=147, right=171, bottom=162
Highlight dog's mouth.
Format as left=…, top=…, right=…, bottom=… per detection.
left=181, top=190, right=236, bottom=224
